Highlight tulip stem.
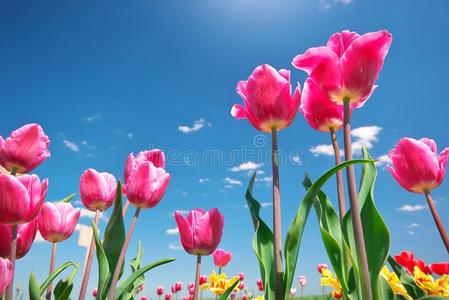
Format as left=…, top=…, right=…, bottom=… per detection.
left=78, top=210, right=100, bottom=300
left=271, top=127, right=283, bottom=300
left=5, top=225, right=18, bottom=300
left=108, top=207, right=141, bottom=300
left=329, top=127, right=346, bottom=220
left=45, top=242, right=57, bottom=300
left=215, top=267, right=222, bottom=300
left=122, top=200, right=130, bottom=217
left=193, top=255, right=201, bottom=300
left=343, top=98, right=372, bottom=300
left=424, top=191, right=449, bottom=253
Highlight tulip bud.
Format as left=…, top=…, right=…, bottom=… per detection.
left=80, top=169, right=116, bottom=211
left=37, top=202, right=80, bottom=243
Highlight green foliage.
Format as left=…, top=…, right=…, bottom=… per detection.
left=29, top=262, right=77, bottom=300
left=53, top=263, right=80, bottom=300
left=56, top=193, right=75, bottom=203
left=116, top=241, right=145, bottom=300
left=217, top=279, right=240, bottom=300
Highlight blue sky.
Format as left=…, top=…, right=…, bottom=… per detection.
left=1, top=0, right=449, bottom=297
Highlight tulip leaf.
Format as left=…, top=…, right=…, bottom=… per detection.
left=283, top=158, right=372, bottom=300
left=378, top=275, right=395, bottom=300
left=92, top=220, right=110, bottom=299
left=217, top=279, right=240, bottom=300
left=28, top=272, right=41, bottom=300
left=117, top=241, right=145, bottom=300
left=56, top=193, right=76, bottom=203
left=114, top=257, right=175, bottom=299
left=245, top=172, right=276, bottom=300
left=387, top=256, right=426, bottom=298
left=416, top=297, right=449, bottom=300
left=53, top=262, right=80, bottom=300
left=39, top=262, right=76, bottom=296
left=102, top=180, right=126, bottom=293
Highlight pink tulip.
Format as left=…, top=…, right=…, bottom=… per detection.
left=188, top=282, right=194, bottom=290
left=238, top=282, right=245, bottom=290
left=141, top=296, right=148, bottom=300
left=157, top=286, right=164, bottom=295
left=0, top=258, right=13, bottom=297
left=165, top=293, right=171, bottom=300
left=125, top=158, right=170, bottom=209
left=92, top=288, right=98, bottom=297
left=0, top=173, right=48, bottom=225
left=292, top=30, right=392, bottom=107
left=80, top=169, right=117, bottom=211
left=317, top=263, right=328, bottom=273
left=388, top=138, right=449, bottom=194
left=0, top=123, right=50, bottom=174
left=136, top=285, right=144, bottom=294
left=289, top=288, right=297, bottom=297
left=242, top=295, right=247, bottom=300
left=298, top=275, right=306, bottom=287
left=175, top=208, right=224, bottom=255
left=230, top=292, right=236, bottom=299
left=300, top=78, right=352, bottom=132
left=189, top=287, right=194, bottom=295
left=199, top=275, right=208, bottom=285
left=171, top=286, right=176, bottom=294
left=124, top=150, right=165, bottom=184
left=212, top=249, right=232, bottom=267
left=238, top=272, right=244, bottom=281
left=231, top=64, right=301, bottom=133
left=175, top=281, right=182, bottom=291
left=0, top=220, right=37, bottom=259
left=37, top=202, right=80, bottom=243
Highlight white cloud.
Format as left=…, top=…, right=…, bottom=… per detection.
left=319, top=0, right=353, bottom=10
left=261, top=202, right=273, bottom=207
left=375, top=154, right=391, bottom=167
left=82, top=140, right=88, bottom=146
left=224, top=185, right=233, bottom=189
left=407, top=231, right=414, bottom=235
left=291, top=155, right=302, bottom=166
left=63, top=140, right=80, bottom=152
left=35, top=231, right=46, bottom=243
left=166, top=227, right=179, bottom=235
left=85, top=114, right=101, bottom=122
left=310, top=144, right=336, bottom=157
left=128, top=133, right=133, bottom=139
left=309, top=126, right=382, bottom=157
left=229, top=162, right=263, bottom=172
left=397, top=204, right=427, bottom=212
left=168, top=242, right=183, bottom=250
left=181, top=192, right=187, bottom=196
left=79, top=208, right=109, bottom=222
left=178, top=118, right=211, bottom=134
left=409, top=223, right=420, bottom=228
left=171, top=210, right=189, bottom=216
left=256, top=176, right=272, bottom=183
left=257, top=170, right=265, bottom=175
left=224, top=177, right=242, bottom=185
left=199, top=178, right=211, bottom=183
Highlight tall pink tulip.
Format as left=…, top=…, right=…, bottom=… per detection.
left=389, top=137, right=449, bottom=253
left=0, top=220, right=37, bottom=259
left=157, top=286, right=164, bottom=296
left=0, top=174, right=48, bottom=225
left=0, top=258, right=13, bottom=297
left=231, top=64, right=301, bottom=300
left=292, top=30, right=392, bottom=107
left=0, top=123, right=50, bottom=174
left=231, top=64, right=301, bottom=133
left=37, top=202, right=80, bottom=243
left=212, top=249, right=232, bottom=268
left=80, top=169, right=117, bottom=212
left=79, top=169, right=116, bottom=300
left=298, top=276, right=306, bottom=287
left=37, top=201, right=81, bottom=299
left=175, top=208, right=224, bottom=300
left=175, top=282, right=182, bottom=292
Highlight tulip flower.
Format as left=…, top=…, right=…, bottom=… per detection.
left=108, top=150, right=170, bottom=300
left=93, top=288, right=98, bottom=297
left=212, top=249, right=232, bottom=272
left=200, top=270, right=240, bottom=295
left=137, top=285, right=144, bottom=293
left=123, top=150, right=166, bottom=216
left=0, top=258, right=13, bottom=297
left=293, top=30, right=393, bottom=300
left=175, top=281, right=182, bottom=292
left=238, top=282, right=245, bottom=290
left=176, top=208, right=224, bottom=300
left=230, top=292, right=236, bottom=299
left=79, top=169, right=116, bottom=300
left=317, top=264, right=328, bottom=274
left=165, top=293, right=171, bottom=300
left=432, top=263, right=449, bottom=276
left=300, top=78, right=349, bottom=219
left=37, top=201, right=80, bottom=300
left=238, top=273, right=244, bottom=281
left=388, top=137, right=449, bottom=253
left=141, top=296, right=148, bottom=300
left=171, top=286, right=176, bottom=294
left=242, top=296, right=247, bottom=300
left=157, top=286, right=164, bottom=296
left=0, top=123, right=50, bottom=174
left=256, top=279, right=263, bottom=287
left=298, top=275, right=306, bottom=287
left=232, top=64, right=301, bottom=299
left=289, top=288, right=297, bottom=298
left=199, top=275, right=208, bottom=285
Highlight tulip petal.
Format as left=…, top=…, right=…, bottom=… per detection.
left=175, top=211, right=194, bottom=254
left=437, top=148, right=449, bottom=184
left=231, top=104, right=247, bottom=119
left=18, top=174, right=46, bottom=222
left=326, top=30, right=360, bottom=58
left=124, top=153, right=135, bottom=184
left=135, top=150, right=166, bottom=169
left=0, top=174, right=30, bottom=224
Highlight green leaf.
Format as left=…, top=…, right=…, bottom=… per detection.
left=378, top=275, right=395, bottom=300
left=102, top=180, right=126, bottom=294
left=92, top=220, right=110, bottom=299
left=118, top=241, right=145, bottom=300
left=55, top=193, right=76, bottom=203
left=39, top=262, right=76, bottom=296
left=245, top=172, right=276, bottom=300
left=114, top=257, right=175, bottom=300
left=416, top=297, right=449, bottom=300
left=387, top=256, right=426, bottom=298
left=217, top=279, right=240, bottom=300
left=283, top=159, right=372, bottom=300
left=28, top=272, right=41, bottom=300
left=53, top=263, right=80, bottom=300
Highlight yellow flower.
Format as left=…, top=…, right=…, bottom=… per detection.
left=414, top=266, right=449, bottom=297
left=320, top=268, right=342, bottom=298
left=380, top=266, right=411, bottom=299
left=200, top=270, right=240, bottom=295
left=251, top=297, right=263, bottom=300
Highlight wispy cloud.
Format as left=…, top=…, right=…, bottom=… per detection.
left=171, top=210, right=189, bottom=216
left=408, top=223, right=420, bottom=228
left=310, top=126, right=382, bottom=157
left=319, top=0, right=354, bottom=11
left=128, top=133, right=133, bottom=139
left=166, top=227, right=179, bottom=235
left=178, top=118, right=211, bottom=134
left=168, top=241, right=183, bottom=250
left=375, top=154, right=391, bottom=167
left=256, top=176, right=271, bottom=183
left=199, top=178, right=211, bottom=183
left=79, top=208, right=109, bottom=222
left=85, top=114, right=101, bottom=122
left=224, top=177, right=242, bottom=186
left=63, top=140, right=80, bottom=152
left=229, top=162, right=263, bottom=172
left=35, top=231, right=46, bottom=243
left=397, top=204, right=427, bottom=212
